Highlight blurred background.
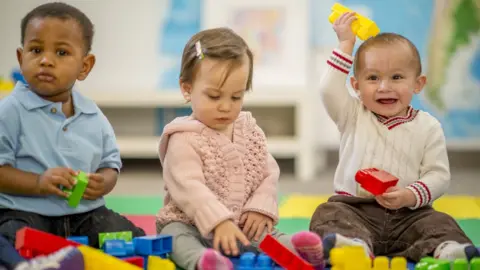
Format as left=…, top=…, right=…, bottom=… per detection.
left=0, top=0, right=479, bottom=242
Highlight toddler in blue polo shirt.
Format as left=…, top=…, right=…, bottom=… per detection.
left=0, top=2, right=145, bottom=269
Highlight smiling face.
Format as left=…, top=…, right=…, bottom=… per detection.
left=17, top=17, right=95, bottom=102
left=351, top=42, right=426, bottom=117
left=180, top=55, right=250, bottom=132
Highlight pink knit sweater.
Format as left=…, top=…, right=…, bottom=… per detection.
left=156, top=111, right=279, bottom=237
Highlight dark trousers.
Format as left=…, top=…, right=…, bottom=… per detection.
left=0, top=206, right=145, bottom=269
left=310, top=195, right=472, bottom=262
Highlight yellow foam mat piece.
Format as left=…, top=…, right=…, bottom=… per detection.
left=279, top=195, right=480, bottom=219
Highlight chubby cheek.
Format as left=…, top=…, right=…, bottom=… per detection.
left=191, top=99, right=215, bottom=118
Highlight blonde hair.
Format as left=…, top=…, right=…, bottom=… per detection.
left=179, top=27, right=254, bottom=90
left=354, top=32, right=422, bottom=76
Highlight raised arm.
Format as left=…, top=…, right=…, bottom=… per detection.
left=321, top=12, right=361, bottom=132
left=162, top=133, right=234, bottom=237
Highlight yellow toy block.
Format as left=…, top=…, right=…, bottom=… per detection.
left=147, top=256, right=175, bottom=270
left=77, top=245, right=142, bottom=270
left=328, top=3, right=380, bottom=40
left=373, top=256, right=389, bottom=270
left=330, top=246, right=408, bottom=270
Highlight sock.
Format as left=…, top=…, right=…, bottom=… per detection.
left=0, top=235, right=25, bottom=269
left=291, top=231, right=325, bottom=270
left=322, top=233, right=373, bottom=263
left=434, top=241, right=480, bottom=261
left=197, top=249, right=233, bottom=270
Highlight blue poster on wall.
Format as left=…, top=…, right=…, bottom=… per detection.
left=158, top=0, right=202, bottom=90
left=311, top=0, right=480, bottom=140
left=156, top=0, right=201, bottom=135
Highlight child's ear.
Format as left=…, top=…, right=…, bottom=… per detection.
left=179, top=80, right=192, bottom=102
left=77, top=54, right=96, bottom=81
left=350, top=76, right=360, bottom=95
left=16, top=47, right=23, bottom=67
left=414, top=75, right=427, bottom=94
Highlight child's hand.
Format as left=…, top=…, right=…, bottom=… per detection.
left=83, top=173, right=105, bottom=200
left=333, top=11, right=357, bottom=46
left=213, top=220, right=250, bottom=256
left=376, top=187, right=416, bottom=210
left=239, top=211, right=273, bottom=241
left=38, top=168, right=77, bottom=197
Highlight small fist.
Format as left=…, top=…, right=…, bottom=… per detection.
left=333, top=11, right=357, bottom=45
left=82, top=173, right=106, bottom=200
left=38, top=168, right=77, bottom=197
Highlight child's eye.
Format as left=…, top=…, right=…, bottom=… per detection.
left=232, top=96, right=242, bottom=100
left=57, top=50, right=68, bottom=56
left=31, top=48, right=42, bottom=54
left=392, top=74, right=403, bottom=80
left=208, top=95, right=220, bottom=100
left=367, top=75, right=378, bottom=80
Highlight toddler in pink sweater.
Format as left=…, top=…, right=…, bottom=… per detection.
left=155, top=28, right=324, bottom=270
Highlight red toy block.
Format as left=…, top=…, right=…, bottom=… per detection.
left=259, top=234, right=314, bottom=270
left=122, top=256, right=144, bottom=267
left=15, top=227, right=81, bottom=257
left=355, top=168, right=398, bottom=195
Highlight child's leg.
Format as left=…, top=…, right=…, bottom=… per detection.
left=159, top=221, right=233, bottom=270
left=0, top=209, right=53, bottom=270
left=0, top=209, right=53, bottom=245
left=0, top=235, right=25, bottom=270
left=309, top=196, right=378, bottom=261
left=68, top=206, right=146, bottom=248
left=388, top=207, right=479, bottom=262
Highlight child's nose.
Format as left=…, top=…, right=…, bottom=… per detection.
left=378, top=80, right=391, bottom=92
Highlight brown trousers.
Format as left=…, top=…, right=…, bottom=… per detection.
left=310, top=195, right=472, bottom=262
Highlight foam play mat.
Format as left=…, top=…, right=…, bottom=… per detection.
left=105, top=194, right=480, bottom=245
left=105, top=194, right=480, bottom=269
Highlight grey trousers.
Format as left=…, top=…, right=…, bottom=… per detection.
left=160, top=222, right=296, bottom=270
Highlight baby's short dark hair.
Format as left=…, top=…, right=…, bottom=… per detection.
left=354, top=33, right=422, bottom=76
left=21, top=2, right=94, bottom=53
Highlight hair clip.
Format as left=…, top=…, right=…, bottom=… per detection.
left=195, top=41, right=204, bottom=60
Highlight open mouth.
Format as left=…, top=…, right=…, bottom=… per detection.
left=376, top=98, right=398, bottom=105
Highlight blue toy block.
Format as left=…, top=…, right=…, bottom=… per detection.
left=103, top=239, right=135, bottom=257
left=230, top=252, right=284, bottom=270
left=67, top=236, right=88, bottom=245
left=133, top=235, right=172, bottom=256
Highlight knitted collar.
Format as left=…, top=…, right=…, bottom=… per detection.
left=373, top=106, right=419, bottom=130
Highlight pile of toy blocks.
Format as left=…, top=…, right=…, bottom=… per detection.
left=15, top=227, right=175, bottom=270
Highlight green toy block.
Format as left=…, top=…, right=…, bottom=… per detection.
left=98, top=231, right=132, bottom=248
left=471, top=258, right=480, bottom=270
left=62, top=171, right=88, bottom=208
left=427, top=261, right=450, bottom=270
left=452, top=258, right=468, bottom=270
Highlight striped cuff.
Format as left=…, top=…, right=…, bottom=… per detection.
left=406, top=181, right=432, bottom=209
left=326, top=49, right=354, bottom=74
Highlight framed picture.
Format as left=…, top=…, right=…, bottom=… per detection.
left=202, top=0, right=309, bottom=88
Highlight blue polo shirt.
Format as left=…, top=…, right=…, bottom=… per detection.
left=0, top=82, right=122, bottom=216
